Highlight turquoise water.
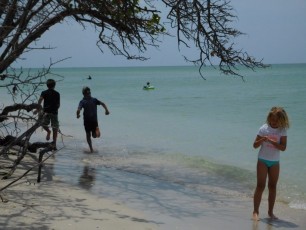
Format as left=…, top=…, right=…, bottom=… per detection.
left=1, top=64, right=306, bottom=210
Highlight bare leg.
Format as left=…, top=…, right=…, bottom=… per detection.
left=96, top=127, right=101, bottom=138
left=43, top=126, right=51, bottom=141
left=52, top=128, right=58, bottom=149
left=268, top=163, right=279, bottom=219
left=86, top=132, right=93, bottom=153
left=252, top=160, right=268, bottom=221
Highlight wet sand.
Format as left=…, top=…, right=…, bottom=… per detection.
left=0, top=151, right=156, bottom=230
left=1, top=150, right=306, bottom=230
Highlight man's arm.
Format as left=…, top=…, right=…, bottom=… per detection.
left=57, top=93, right=60, bottom=109
left=100, top=102, right=110, bottom=115
left=33, top=96, right=43, bottom=114
left=76, top=108, right=81, bottom=118
left=38, top=96, right=43, bottom=106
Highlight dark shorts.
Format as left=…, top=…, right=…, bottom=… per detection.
left=84, top=120, right=98, bottom=134
left=42, top=113, right=59, bottom=129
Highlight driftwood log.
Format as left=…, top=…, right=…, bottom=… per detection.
left=0, top=135, right=54, bottom=153
left=0, top=146, right=58, bottom=202
left=0, top=103, right=55, bottom=182
left=0, top=136, right=56, bottom=180
left=0, top=103, right=41, bottom=122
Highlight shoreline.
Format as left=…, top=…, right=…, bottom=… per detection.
left=0, top=151, right=157, bottom=230
left=1, top=180, right=157, bottom=230
left=1, top=150, right=306, bottom=230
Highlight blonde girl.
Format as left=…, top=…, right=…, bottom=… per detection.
left=252, top=107, right=290, bottom=221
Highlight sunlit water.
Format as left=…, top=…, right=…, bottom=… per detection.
left=1, top=64, right=306, bottom=211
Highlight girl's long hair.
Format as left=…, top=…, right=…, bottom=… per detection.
left=267, top=107, right=290, bottom=129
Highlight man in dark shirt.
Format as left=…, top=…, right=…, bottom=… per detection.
left=35, top=79, right=60, bottom=148
left=76, top=87, right=110, bottom=153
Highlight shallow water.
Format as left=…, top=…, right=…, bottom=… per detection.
left=2, top=64, right=306, bottom=211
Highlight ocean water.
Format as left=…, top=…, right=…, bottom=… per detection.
left=2, top=64, right=306, bottom=211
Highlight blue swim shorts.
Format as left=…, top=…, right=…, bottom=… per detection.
left=258, top=158, right=279, bottom=168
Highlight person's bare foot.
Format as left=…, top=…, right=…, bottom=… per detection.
left=46, top=131, right=51, bottom=141
left=252, top=212, right=260, bottom=221
left=50, top=142, right=57, bottom=151
left=268, top=212, right=278, bottom=220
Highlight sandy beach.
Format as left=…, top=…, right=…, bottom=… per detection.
left=1, top=180, right=157, bottom=230
left=1, top=149, right=306, bottom=230
left=0, top=151, right=156, bottom=230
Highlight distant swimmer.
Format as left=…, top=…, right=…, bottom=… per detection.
left=88, top=75, right=92, bottom=80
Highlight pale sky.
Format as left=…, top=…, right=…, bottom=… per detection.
left=15, top=0, right=306, bottom=68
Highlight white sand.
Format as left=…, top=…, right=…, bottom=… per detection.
left=0, top=151, right=155, bottom=230
left=0, top=179, right=156, bottom=230
left=1, top=151, right=305, bottom=230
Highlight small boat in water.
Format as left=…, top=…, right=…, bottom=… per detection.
left=143, top=81, right=155, bottom=90
left=143, top=85, right=155, bottom=90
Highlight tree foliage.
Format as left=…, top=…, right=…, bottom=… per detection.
left=0, top=0, right=267, bottom=77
